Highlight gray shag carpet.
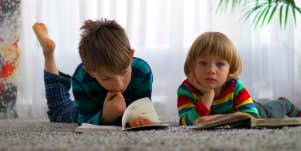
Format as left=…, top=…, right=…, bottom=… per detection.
left=0, top=119, right=301, bottom=151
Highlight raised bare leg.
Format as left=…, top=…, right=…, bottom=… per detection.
left=33, top=23, right=58, bottom=75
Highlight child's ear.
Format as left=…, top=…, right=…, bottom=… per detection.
left=227, top=68, right=235, bottom=79
left=130, top=49, right=135, bottom=58
left=83, top=66, right=96, bottom=78
left=227, top=73, right=234, bottom=80
left=129, top=49, right=135, bottom=63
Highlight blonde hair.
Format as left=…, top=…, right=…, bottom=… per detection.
left=184, top=32, right=242, bottom=79
left=79, top=18, right=132, bottom=74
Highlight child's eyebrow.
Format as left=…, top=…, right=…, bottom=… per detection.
left=98, top=72, right=110, bottom=78
left=197, top=57, right=208, bottom=60
left=121, top=69, right=128, bottom=73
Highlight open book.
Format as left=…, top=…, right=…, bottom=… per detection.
left=189, top=112, right=301, bottom=130
left=75, top=97, right=169, bottom=132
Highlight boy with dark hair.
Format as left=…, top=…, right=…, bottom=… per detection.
left=33, top=19, right=153, bottom=126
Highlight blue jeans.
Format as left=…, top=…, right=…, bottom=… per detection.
left=44, top=71, right=78, bottom=123
left=254, top=99, right=291, bottom=118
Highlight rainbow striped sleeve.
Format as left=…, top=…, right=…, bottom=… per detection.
left=234, top=79, right=260, bottom=118
left=177, top=81, right=210, bottom=126
left=287, top=103, right=301, bottom=117
left=280, top=97, right=301, bottom=117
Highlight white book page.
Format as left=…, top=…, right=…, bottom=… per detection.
left=122, top=97, right=160, bottom=130
left=75, top=123, right=121, bottom=132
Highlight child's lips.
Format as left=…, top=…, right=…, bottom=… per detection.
left=205, top=78, right=216, bottom=83
left=109, top=89, right=125, bottom=93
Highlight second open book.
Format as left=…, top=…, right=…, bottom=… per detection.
left=75, top=97, right=169, bottom=132
left=189, top=112, right=301, bottom=130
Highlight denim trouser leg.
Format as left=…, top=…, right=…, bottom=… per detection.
left=254, top=99, right=289, bottom=118
left=44, top=71, right=78, bottom=123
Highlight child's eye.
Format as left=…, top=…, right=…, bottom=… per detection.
left=101, top=77, right=110, bottom=81
left=216, top=62, right=225, bottom=67
left=198, top=61, right=207, bottom=66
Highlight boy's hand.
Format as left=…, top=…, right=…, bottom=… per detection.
left=200, top=89, right=215, bottom=108
left=187, top=73, right=212, bottom=93
left=193, top=114, right=223, bottom=125
left=129, top=118, right=152, bottom=128
left=101, top=92, right=126, bottom=124
left=188, top=73, right=215, bottom=108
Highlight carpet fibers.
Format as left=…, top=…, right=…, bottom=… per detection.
left=0, top=119, right=301, bottom=151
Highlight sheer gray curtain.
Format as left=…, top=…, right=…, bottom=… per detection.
left=19, top=0, right=301, bottom=120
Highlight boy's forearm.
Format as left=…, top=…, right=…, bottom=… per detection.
left=200, top=96, right=213, bottom=109
left=99, top=114, right=111, bottom=124
left=178, top=96, right=211, bottom=126
left=99, top=111, right=120, bottom=125
left=99, top=114, right=114, bottom=125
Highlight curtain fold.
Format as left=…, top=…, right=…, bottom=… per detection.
left=19, top=0, right=301, bottom=119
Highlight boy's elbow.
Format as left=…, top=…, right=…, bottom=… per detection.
left=179, top=116, right=193, bottom=126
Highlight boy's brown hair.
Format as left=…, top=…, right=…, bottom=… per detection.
left=184, top=32, right=242, bottom=79
left=79, top=18, right=132, bottom=75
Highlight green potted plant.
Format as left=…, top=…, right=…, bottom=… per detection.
left=217, top=0, right=301, bottom=28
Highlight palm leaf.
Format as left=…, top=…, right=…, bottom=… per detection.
left=267, top=4, right=278, bottom=24
left=296, top=7, right=301, bottom=14
left=242, top=1, right=268, bottom=25
left=217, top=0, right=301, bottom=29
left=253, top=6, right=269, bottom=27
left=284, top=2, right=289, bottom=28
left=279, top=4, right=284, bottom=28
left=242, top=4, right=263, bottom=23
left=217, top=0, right=224, bottom=12
left=291, top=0, right=297, bottom=25
left=261, top=3, right=273, bottom=26
left=216, top=0, right=246, bottom=12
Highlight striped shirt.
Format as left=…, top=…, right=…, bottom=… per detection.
left=177, top=78, right=259, bottom=126
left=72, top=57, right=153, bottom=125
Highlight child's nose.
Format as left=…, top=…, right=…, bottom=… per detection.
left=207, top=64, right=217, bottom=74
left=114, top=77, right=124, bottom=91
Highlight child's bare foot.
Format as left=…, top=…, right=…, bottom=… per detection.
left=33, top=22, right=58, bottom=75
left=32, top=23, right=56, bottom=57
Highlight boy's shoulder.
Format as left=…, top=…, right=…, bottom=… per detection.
left=224, top=78, right=247, bottom=95
left=178, top=79, right=189, bottom=88
left=72, top=63, right=93, bottom=82
left=128, top=57, right=153, bottom=88
left=224, top=78, right=241, bottom=87
left=131, top=57, right=152, bottom=75
left=177, top=79, right=195, bottom=95
left=229, top=78, right=245, bottom=89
